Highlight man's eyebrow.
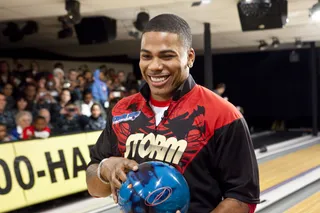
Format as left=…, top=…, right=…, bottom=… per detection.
left=140, top=49, right=177, bottom=54
left=140, top=49, right=151, bottom=53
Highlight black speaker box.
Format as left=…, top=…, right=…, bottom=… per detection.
left=75, top=16, right=117, bottom=45
left=237, top=0, right=288, bottom=32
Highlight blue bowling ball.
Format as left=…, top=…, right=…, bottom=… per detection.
left=118, top=161, right=190, bottom=213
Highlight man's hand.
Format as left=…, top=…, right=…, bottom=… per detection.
left=100, top=157, right=138, bottom=203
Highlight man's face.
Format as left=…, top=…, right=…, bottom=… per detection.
left=0, top=94, right=7, bottom=111
left=68, top=71, right=78, bottom=82
left=118, top=72, right=126, bottom=83
left=84, top=93, right=93, bottom=104
left=39, top=110, right=50, bottom=124
left=139, top=32, right=194, bottom=100
left=25, top=85, right=36, bottom=99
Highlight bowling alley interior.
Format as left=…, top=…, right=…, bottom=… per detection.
left=0, top=0, right=319, bottom=213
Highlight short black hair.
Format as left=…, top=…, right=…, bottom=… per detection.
left=34, top=116, right=46, bottom=123
left=143, top=14, right=192, bottom=49
left=83, top=89, right=92, bottom=97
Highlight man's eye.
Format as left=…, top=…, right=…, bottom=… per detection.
left=141, top=55, right=151, bottom=60
left=162, top=55, right=174, bottom=59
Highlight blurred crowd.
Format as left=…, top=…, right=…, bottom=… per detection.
left=0, top=60, right=140, bottom=142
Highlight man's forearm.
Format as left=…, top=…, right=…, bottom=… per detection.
left=86, top=164, right=111, bottom=198
left=211, top=198, right=249, bottom=213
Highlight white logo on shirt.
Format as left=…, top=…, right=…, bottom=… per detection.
left=124, top=133, right=187, bottom=164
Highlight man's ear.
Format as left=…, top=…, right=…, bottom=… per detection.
left=187, top=48, right=195, bottom=68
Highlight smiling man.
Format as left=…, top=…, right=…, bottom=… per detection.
left=86, top=14, right=260, bottom=213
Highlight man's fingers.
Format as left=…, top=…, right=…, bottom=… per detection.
left=123, top=159, right=139, bottom=171
left=110, top=184, right=118, bottom=204
left=111, top=173, right=122, bottom=189
left=116, top=168, right=128, bottom=183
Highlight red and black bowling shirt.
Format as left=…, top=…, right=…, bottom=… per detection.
left=89, top=75, right=260, bottom=212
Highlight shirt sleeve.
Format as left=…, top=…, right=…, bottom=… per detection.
left=212, top=117, right=260, bottom=204
left=87, top=110, right=120, bottom=167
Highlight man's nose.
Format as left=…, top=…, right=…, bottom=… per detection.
left=149, top=58, right=163, bottom=71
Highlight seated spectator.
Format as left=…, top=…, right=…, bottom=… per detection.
left=22, top=116, right=50, bottom=140
left=83, top=70, right=94, bottom=88
left=2, top=83, right=15, bottom=109
left=67, top=69, right=79, bottom=90
left=53, top=67, right=64, bottom=93
left=58, top=88, right=72, bottom=113
left=35, top=77, right=48, bottom=101
left=55, top=103, right=88, bottom=134
left=73, top=74, right=87, bottom=101
left=46, top=79, right=59, bottom=100
left=11, top=111, right=32, bottom=139
left=0, top=61, right=12, bottom=90
left=85, top=103, right=106, bottom=131
left=38, top=108, right=54, bottom=130
left=0, top=123, right=16, bottom=142
left=0, top=92, right=15, bottom=132
left=13, top=96, right=30, bottom=114
left=23, top=83, right=37, bottom=111
left=92, top=66, right=109, bottom=106
left=117, top=70, right=126, bottom=85
left=75, top=90, right=105, bottom=118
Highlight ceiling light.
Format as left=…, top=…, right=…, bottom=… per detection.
left=201, top=0, right=211, bottom=4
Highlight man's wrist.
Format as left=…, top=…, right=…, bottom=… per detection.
left=97, top=158, right=110, bottom=184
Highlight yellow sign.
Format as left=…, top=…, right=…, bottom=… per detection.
left=0, top=131, right=102, bottom=212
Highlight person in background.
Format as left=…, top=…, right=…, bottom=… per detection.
left=75, top=90, right=106, bottom=119
left=73, top=74, right=87, bottom=101
left=0, top=92, right=15, bottom=132
left=0, top=123, right=16, bottom=142
left=0, top=61, right=12, bottom=90
left=2, top=83, right=15, bottom=109
left=38, top=108, right=53, bottom=130
left=13, top=96, right=29, bottom=114
left=55, top=103, right=88, bottom=134
left=117, top=71, right=126, bottom=85
left=66, top=69, right=79, bottom=94
left=92, top=66, right=109, bottom=107
left=35, top=77, right=48, bottom=102
left=85, top=103, right=106, bottom=131
left=22, top=116, right=50, bottom=140
left=213, top=83, right=226, bottom=97
left=46, top=78, right=59, bottom=100
left=23, top=83, right=37, bottom=111
left=53, top=67, right=65, bottom=93
left=58, top=88, right=72, bottom=112
left=83, top=70, right=94, bottom=89
left=11, top=111, right=32, bottom=139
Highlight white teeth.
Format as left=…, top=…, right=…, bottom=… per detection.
left=150, top=76, right=168, bottom=82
